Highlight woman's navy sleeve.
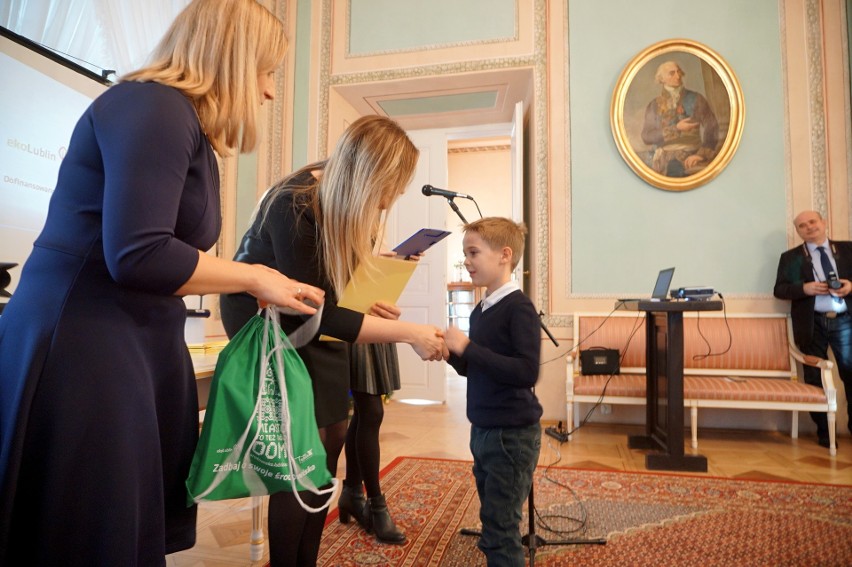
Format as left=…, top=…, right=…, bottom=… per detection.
left=93, top=84, right=202, bottom=293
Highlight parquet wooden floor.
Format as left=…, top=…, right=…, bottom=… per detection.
left=169, top=371, right=851, bottom=566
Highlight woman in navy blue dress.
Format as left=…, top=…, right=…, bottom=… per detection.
left=0, top=1, right=323, bottom=565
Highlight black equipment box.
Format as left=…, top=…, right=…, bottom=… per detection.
left=579, top=348, right=620, bottom=375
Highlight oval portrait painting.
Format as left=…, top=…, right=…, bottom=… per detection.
left=611, top=39, right=745, bottom=191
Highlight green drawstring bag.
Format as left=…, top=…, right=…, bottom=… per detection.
left=186, top=306, right=337, bottom=511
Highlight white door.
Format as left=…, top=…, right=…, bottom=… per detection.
left=510, top=101, right=525, bottom=288
left=385, top=128, right=449, bottom=402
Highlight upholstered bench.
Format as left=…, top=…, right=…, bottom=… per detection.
left=566, top=312, right=839, bottom=455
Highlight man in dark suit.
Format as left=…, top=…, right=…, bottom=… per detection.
left=774, top=210, right=852, bottom=448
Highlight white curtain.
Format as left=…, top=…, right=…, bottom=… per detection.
left=94, top=0, right=190, bottom=75
left=1, top=0, right=190, bottom=78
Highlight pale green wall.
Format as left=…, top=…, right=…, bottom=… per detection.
left=348, top=0, right=516, bottom=54
left=569, top=0, right=787, bottom=296
left=235, top=151, right=258, bottom=244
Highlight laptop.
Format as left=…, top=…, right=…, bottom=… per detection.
left=618, top=267, right=675, bottom=302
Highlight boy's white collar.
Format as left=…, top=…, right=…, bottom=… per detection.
left=481, top=281, right=520, bottom=311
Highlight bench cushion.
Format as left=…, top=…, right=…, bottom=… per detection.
left=574, top=374, right=645, bottom=397
left=683, top=376, right=827, bottom=403
left=573, top=374, right=827, bottom=404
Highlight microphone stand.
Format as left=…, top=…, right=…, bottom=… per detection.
left=460, top=478, right=607, bottom=566
left=445, top=196, right=468, bottom=224
left=539, top=311, right=559, bottom=347
left=522, top=480, right=607, bottom=566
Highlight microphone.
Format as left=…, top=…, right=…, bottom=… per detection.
left=422, top=185, right=471, bottom=200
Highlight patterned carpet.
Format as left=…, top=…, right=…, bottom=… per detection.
left=318, top=457, right=852, bottom=566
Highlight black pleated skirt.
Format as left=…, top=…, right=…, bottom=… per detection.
left=349, top=343, right=401, bottom=396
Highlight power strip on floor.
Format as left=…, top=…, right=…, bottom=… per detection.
left=545, top=426, right=570, bottom=443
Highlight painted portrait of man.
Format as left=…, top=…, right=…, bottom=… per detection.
left=612, top=41, right=743, bottom=191
left=640, top=61, right=721, bottom=177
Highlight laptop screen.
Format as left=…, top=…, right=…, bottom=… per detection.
left=651, top=267, right=675, bottom=300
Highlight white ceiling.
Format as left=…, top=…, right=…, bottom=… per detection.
left=333, top=67, right=534, bottom=131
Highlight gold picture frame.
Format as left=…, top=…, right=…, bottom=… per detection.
left=610, top=39, right=745, bottom=192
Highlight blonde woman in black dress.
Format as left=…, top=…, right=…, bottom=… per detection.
left=221, top=115, right=445, bottom=566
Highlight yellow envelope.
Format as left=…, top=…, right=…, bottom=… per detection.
left=320, top=256, right=417, bottom=340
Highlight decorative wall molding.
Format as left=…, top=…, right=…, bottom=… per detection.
left=327, top=57, right=537, bottom=87
left=266, top=0, right=288, bottom=188
left=563, top=0, right=572, bottom=304
left=780, top=2, right=795, bottom=235
left=842, top=1, right=852, bottom=233
left=448, top=145, right=511, bottom=154
left=318, top=0, right=334, bottom=159
left=530, top=0, right=549, bottom=323
left=215, top=157, right=228, bottom=262
left=344, top=0, right=520, bottom=59
left=548, top=314, right=572, bottom=329
left=805, top=0, right=829, bottom=218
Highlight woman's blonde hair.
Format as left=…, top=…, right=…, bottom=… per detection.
left=121, top=0, right=287, bottom=156
left=262, top=116, right=418, bottom=297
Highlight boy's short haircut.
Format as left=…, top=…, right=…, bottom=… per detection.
left=463, top=217, right=527, bottom=270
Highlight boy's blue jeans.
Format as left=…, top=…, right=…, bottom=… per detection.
left=470, top=423, right=541, bottom=567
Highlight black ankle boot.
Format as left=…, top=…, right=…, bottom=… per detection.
left=366, top=494, right=406, bottom=544
left=338, top=484, right=368, bottom=528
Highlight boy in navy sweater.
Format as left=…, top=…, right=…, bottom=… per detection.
left=444, top=217, right=542, bottom=567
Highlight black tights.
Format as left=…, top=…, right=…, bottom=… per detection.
left=267, top=418, right=347, bottom=567
left=344, top=391, right=386, bottom=497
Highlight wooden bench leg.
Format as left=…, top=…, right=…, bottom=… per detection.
left=691, top=405, right=698, bottom=449
left=791, top=410, right=798, bottom=439
left=828, top=412, right=837, bottom=457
